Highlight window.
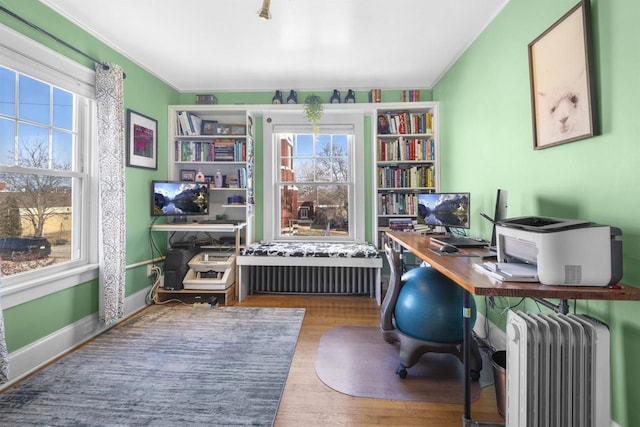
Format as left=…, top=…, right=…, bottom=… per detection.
left=263, top=112, right=365, bottom=242
left=0, top=23, right=97, bottom=305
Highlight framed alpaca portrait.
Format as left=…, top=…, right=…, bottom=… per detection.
left=528, top=0, right=598, bottom=149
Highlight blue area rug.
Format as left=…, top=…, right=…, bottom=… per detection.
left=0, top=305, right=305, bottom=426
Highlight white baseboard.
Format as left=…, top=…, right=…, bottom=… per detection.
left=473, top=311, right=506, bottom=351
left=2, top=286, right=150, bottom=391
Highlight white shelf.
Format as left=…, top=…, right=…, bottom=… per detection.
left=168, top=105, right=255, bottom=245
left=373, top=102, right=440, bottom=248
left=151, top=222, right=246, bottom=233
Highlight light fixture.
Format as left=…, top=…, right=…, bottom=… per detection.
left=258, top=0, right=271, bottom=20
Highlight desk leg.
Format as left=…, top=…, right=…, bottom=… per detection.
left=463, top=290, right=472, bottom=424
left=462, top=290, right=505, bottom=427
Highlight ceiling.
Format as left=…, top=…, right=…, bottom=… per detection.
left=40, top=0, right=510, bottom=93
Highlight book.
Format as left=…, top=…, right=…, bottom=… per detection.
left=178, top=111, right=192, bottom=135
left=213, top=140, right=236, bottom=161
left=188, top=113, right=202, bottom=135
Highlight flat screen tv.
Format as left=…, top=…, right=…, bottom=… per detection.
left=151, top=180, right=209, bottom=217
left=417, top=192, right=470, bottom=231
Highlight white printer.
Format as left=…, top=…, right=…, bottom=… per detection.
left=495, top=216, right=623, bottom=286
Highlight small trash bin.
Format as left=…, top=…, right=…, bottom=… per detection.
left=491, top=350, right=506, bottom=418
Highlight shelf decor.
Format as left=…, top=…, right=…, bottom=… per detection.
left=180, top=169, right=196, bottom=181
left=303, top=94, right=323, bottom=134
left=126, top=109, right=157, bottom=169
left=528, top=0, right=598, bottom=150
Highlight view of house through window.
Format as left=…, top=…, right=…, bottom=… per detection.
left=0, top=65, right=78, bottom=277
left=277, top=133, right=351, bottom=238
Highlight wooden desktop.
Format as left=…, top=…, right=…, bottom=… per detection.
left=385, top=231, right=640, bottom=426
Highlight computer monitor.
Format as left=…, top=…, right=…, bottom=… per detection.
left=417, top=192, right=470, bottom=232
left=151, top=180, right=209, bottom=218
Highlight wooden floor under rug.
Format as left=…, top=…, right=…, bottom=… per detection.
left=237, top=294, right=504, bottom=427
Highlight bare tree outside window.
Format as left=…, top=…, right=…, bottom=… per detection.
left=278, top=133, right=351, bottom=238
left=2, top=140, right=72, bottom=237
left=0, top=65, right=77, bottom=277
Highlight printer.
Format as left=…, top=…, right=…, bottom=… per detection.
left=495, top=216, right=622, bottom=286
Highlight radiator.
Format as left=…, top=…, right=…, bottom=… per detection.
left=247, top=265, right=376, bottom=296
left=506, top=311, right=610, bottom=427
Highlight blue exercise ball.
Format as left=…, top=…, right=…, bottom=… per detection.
left=395, top=266, right=476, bottom=343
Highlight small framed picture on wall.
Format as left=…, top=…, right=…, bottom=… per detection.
left=126, top=109, right=158, bottom=169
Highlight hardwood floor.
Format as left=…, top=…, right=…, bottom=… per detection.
left=236, top=294, right=504, bottom=426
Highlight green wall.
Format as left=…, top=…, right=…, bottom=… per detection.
left=0, top=0, right=180, bottom=351
left=433, top=0, right=640, bottom=424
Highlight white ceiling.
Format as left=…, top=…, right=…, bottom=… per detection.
left=40, top=0, right=510, bottom=93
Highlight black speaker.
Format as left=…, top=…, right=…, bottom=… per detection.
left=163, top=246, right=199, bottom=290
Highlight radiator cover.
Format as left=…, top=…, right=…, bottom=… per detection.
left=247, top=265, right=376, bottom=296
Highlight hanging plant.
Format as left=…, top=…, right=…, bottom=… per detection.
left=303, top=94, right=323, bottom=134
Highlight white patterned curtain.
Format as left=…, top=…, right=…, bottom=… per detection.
left=0, top=266, right=8, bottom=384
left=95, top=63, right=126, bottom=326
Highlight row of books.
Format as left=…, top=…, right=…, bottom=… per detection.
left=175, top=139, right=246, bottom=162
left=379, top=193, right=421, bottom=216
left=377, top=111, right=434, bottom=135
left=401, top=90, right=421, bottom=102
left=377, top=137, right=435, bottom=162
left=388, top=217, right=414, bottom=231
left=177, top=111, right=203, bottom=136
left=377, top=165, right=435, bottom=189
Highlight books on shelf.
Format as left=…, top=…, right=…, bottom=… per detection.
left=379, top=193, right=421, bottom=216
left=377, top=111, right=433, bottom=135
left=388, top=218, right=414, bottom=231
left=377, top=137, right=435, bottom=162
left=402, top=90, right=421, bottom=102
left=377, top=165, right=435, bottom=189
left=177, top=111, right=202, bottom=136
left=175, top=139, right=246, bottom=162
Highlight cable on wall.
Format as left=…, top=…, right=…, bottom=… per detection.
left=0, top=5, right=126, bottom=78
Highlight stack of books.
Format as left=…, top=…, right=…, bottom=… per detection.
left=388, top=218, right=414, bottom=232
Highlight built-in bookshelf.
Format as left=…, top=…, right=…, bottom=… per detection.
left=167, top=105, right=255, bottom=246
left=374, top=102, right=439, bottom=247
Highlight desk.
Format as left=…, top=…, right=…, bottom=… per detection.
left=150, top=222, right=247, bottom=303
left=150, top=222, right=246, bottom=255
left=385, top=231, right=640, bottom=426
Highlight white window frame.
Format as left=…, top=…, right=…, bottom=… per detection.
left=263, top=111, right=365, bottom=242
left=0, top=23, right=99, bottom=309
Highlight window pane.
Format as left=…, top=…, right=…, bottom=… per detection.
left=278, top=184, right=349, bottom=237
left=52, top=130, right=73, bottom=169
left=19, top=74, right=50, bottom=125
left=294, top=134, right=314, bottom=157
left=333, top=134, right=348, bottom=154
left=0, top=172, right=72, bottom=277
left=0, top=66, right=16, bottom=116
left=291, top=158, right=313, bottom=182
left=315, top=184, right=349, bottom=235
left=53, top=87, right=73, bottom=130
left=0, top=117, right=15, bottom=166
left=18, top=122, right=50, bottom=168
left=275, top=130, right=353, bottom=239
